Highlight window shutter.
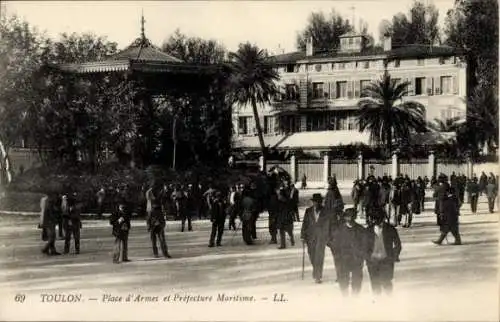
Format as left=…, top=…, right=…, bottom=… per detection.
left=347, top=81, right=354, bottom=99
left=330, top=81, right=336, bottom=99
left=453, top=76, right=458, bottom=94
left=408, top=77, right=415, bottom=96
left=299, top=80, right=308, bottom=108
left=434, top=76, right=440, bottom=95
left=354, top=80, right=361, bottom=98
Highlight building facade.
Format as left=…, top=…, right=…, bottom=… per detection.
left=232, top=32, right=467, bottom=152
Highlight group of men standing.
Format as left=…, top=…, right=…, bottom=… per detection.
left=301, top=181, right=402, bottom=297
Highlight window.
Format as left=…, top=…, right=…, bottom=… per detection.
left=415, top=77, right=425, bottom=95
left=364, top=61, right=370, bottom=69
left=359, top=80, right=371, bottom=97
left=349, top=38, right=354, bottom=45
left=263, top=116, right=274, bottom=134
left=336, top=81, right=348, bottom=99
left=417, top=59, right=424, bottom=66
left=285, top=84, right=296, bottom=100
left=440, top=76, right=453, bottom=95
left=314, top=64, right=322, bottom=72
left=394, top=59, right=400, bottom=68
left=306, top=113, right=326, bottom=131
left=238, top=117, right=249, bottom=135
left=286, top=64, right=295, bottom=73
left=331, top=63, right=335, bottom=70
left=312, top=82, right=324, bottom=99
left=439, top=57, right=445, bottom=65
left=338, top=62, right=346, bottom=70
left=347, top=116, right=357, bottom=130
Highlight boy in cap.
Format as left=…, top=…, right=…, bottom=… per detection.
left=333, top=208, right=367, bottom=296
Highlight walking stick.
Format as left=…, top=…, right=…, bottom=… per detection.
left=301, top=241, right=305, bottom=280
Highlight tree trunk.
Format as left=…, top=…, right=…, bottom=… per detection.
left=387, top=127, right=392, bottom=159
left=251, top=97, right=267, bottom=170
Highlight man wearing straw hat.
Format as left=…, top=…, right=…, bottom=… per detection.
left=300, top=193, right=329, bottom=283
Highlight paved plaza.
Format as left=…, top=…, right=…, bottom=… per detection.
left=0, top=194, right=497, bottom=321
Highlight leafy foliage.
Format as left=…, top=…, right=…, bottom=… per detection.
left=380, top=1, right=440, bottom=46
left=296, top=10, right=355, bottom=52
left=162, top=29, right=227, bottom=64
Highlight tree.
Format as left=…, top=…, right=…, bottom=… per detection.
left=357, top=72, right=426, bottom=156
left=444, top=0, right=498, bottom=89
left=226, top=43, right=280, bottom=168
left=428, top=116, right=463, bottom=133
left=383, top=1, right=440, bottom=47
left=296, top=10, right=354, bottom=52
left=162, top=29, right=227, bottom=64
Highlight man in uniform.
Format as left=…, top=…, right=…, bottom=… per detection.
left=333, top=208, right=367, bottom=296
left=63, top=192, right=82, bottom=254
left=110, top=200, right=131, bottom=263
left=147, top=183, right=172, bottom=258
left=40, top=192, right=61, bottom=256
left=208, top=191, right=227, bottom=247
left=301, top=193, right=328, bottom=283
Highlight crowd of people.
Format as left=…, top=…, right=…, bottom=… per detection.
left=37, top=168, right=497, bottom=295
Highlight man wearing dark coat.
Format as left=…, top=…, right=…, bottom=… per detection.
left=333, top=208, right=367, bottom=296
left=147, top=184, right=172, bottom=258
left=479, top=171, right=488, bottom=196
left=267, top=190, right=279, bottom=244
left=241, top=187, right=258, bottom=245
left=300, top=193, right=329, bottom=283
left=110, top=200, right=132, bottom=263
left=323, top=182, right=344, bottom=280
left=467, top=177, right=480, bottom=215
left=277, top=184, right=295, bottom=249
left=434, top=174, right=450, bottom=225
left=433, top=186, right=462, bottom=245
left=366, top=210, right=401, bottom=295
left=288, top=182, right=300, bottom=222
left=63, top=193, right=82, bottom=255
left=40, top=192, right=61, bottom=256
left=209, top=191, right=227, bottom=247
left=485, top=177, right=497, bottom=213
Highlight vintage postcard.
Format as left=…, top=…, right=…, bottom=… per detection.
left=0, top=0, right=498, bottom=321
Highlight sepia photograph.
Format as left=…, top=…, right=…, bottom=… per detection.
left=0, top=0, right=498, bottom=321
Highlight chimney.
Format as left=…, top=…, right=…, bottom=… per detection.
left=383, top=35, right=392, bottom=51
left=306, top=37, right=313, bottom=56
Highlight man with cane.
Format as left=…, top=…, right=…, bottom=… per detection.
left=300, top=193, right=329, bottom=284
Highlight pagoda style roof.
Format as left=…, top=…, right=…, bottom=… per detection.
left=53, top=14, right=219, bottom=75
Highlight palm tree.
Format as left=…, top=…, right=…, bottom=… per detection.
left=464, top=85, right=498, bottom=153
left=226, top=43, right=280, bottom=168
left=357, top=72, right=426, bottom=156
left=428, top=116, right=464, bottom=133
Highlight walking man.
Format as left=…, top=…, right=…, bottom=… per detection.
left=300, top=193, right=329, bottom=283
left=147, top=184, right=171, bottom=258
left=277, top=183, right=295, bottom=249
left=366, top=210, right=401, bottom=295
left=241, top=186, right=258, bottom=245
left=333, top=208, right=367, bottom=296
left=40, top=192, right=61, bottom=256
left=433, top=186, right=462, bottom=245
left=63, top=193, right=82, bottom=255
left=467, top=177, right=480, bottom=215
left=486, top=177, right=497, bottom=213
left=208, top=191, right=227, bottom=247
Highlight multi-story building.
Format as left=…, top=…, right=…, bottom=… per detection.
left=232, top=32, right=466, bottom=153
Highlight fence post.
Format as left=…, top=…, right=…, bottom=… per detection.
left=290, top=153, right=297, bottom=183
left=357, top=151, right=364, bottom=179
left=427, top=151, right=435, bottom=178
left=322, top=152, right=330, bottom=187
left=258, top=155, right=264, bottom=172
left=391, top=151, right=399, bottom=178
left=466, top=155, right=473, bottom=178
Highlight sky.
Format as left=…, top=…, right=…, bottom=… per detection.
left=4, top=0, right=456, bottom=53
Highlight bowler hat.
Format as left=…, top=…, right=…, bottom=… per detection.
left=310, top=193, right=323, bottom=202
